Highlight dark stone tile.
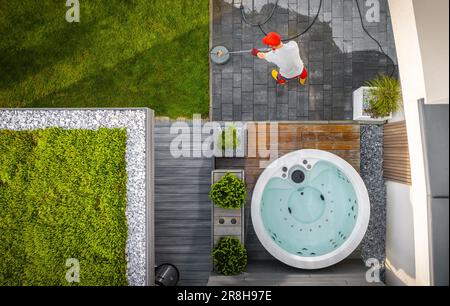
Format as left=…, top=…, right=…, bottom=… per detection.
left=222, top=91, right=233, bottom=105
left=277, top=103, right=289, bottom=120
left=332, top=0, right=344, bottom=18
left=309, top=111, right=324, bottom=121
left=267, top=87, right=277, bottom=105
left=343, top=0, right=353, bottom=21
left=212, top=109, right=222, bottom=121
left=233, top=87, right=242, bottom=105
left=242, top=112, right=254, bottom=121
left=222, top=103, right=233, bottom=121
left=309, top=61, right=324, bottom=85
left=254, top=61, right=268, bottom=85
left=233, top=105, right=242, bottom=121
left=309, top=85, right=324, bottom=111
left=309, top=41, right=324, bottom=61
left=332, top=61, right=345, bottom=87
left=269, top=108, right=277, bottom=121
left=332, top=18, right=344, bottom=38
left=289, top=91, right=297, bottom=109
left=242, top=92, right=254, bottom=113
left=324, top=0, right=332, bottom=13
left=213, top=73, right=222, bottom=94
left=332, top=88, right=345, bottom=108
left=344, top=20, right=353, bottom=41
left=212, top=94, right=221, bottom=109
left=254, top=105, right=268, bottom=121
left=242, top=68, right=253, bottom=92
left=254, top=85, right=268, bottom=105
left=233, top=55, right=242, bottom=71
left=233, top=73, right=242, bottom=88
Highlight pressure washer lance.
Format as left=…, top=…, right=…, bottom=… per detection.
left=210, top=45, right=272, bottom=65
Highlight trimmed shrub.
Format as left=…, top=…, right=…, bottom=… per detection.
left=365, top=74, right=402, bottom=118
left=212, top=237, right=247, bottom=276
left=209, top=172, right=246, bottom=209
left=0, top=128, right=128, bottom=286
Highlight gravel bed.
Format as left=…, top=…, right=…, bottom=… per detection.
left=360, top=124, right=386, bottom=279
left=0, top=109, right=148, bottom=286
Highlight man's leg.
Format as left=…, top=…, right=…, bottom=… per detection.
left=299, top=67, right=308, bottom=85
left=272, top=70, right=286, bottom=85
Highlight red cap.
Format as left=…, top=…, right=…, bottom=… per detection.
left=262, top=32, right=281, bottom=46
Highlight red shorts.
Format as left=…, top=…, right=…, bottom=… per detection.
left=277, top=67, right=308, bottom=84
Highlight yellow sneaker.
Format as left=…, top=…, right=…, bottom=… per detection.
left=271, top=69, right=279, bottom=81
left=299, top=78, right=306, bottom=85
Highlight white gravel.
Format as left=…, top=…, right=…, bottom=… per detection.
left=0, top=109, right=149, bottom=286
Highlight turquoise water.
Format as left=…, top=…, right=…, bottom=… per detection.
left=260, top=161, right=358, bottom=257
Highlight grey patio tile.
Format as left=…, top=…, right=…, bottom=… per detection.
left=268, top=107, right=277, bottom=120
left=343, top=0, right=353, bottom=21
left=309, top=111, right=324, bottom=121
left=242, top=92, right=254, bottom=113
left=242, top=68, right=253, bottom=91
left=254, top=85, right=268, bottom=105
left=242, top=112, right=254, bottom=121
left=309, top=40, right=324, bottom=61
left=254, top=104, right=268, bottom=121
left=309, top=85, right=324, bottom=111
left=277, top=103, right=289, bottom=120
left=233, top=105, right=242, bottom=121
left=233, top=87, right=242, bottom=105
left=289, top=91, right=297, bottom=109
left=309, top=61, right=324, bottom=85
left=210, top=0, right=396, bottom=121
left=332, top=18, right=344, bottom=38
left=233, top=73, right=242, bottom=88
left=332, top=0, right=344, bottom=18
left=222, top=103, right=233, bottom=121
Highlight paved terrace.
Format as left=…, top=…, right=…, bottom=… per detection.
left=211, top=0, right=398, bottom=121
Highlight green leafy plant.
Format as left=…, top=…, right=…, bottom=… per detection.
left=209, top=173, right=247, bottom=209
left=365, top=74, right=402, bottom=118
left=217, top=125, right=240, bottom=150
left=212, top=237, right=247, bottom=276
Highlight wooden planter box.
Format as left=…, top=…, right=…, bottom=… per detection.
left=211, top=170, right=245, bottom=247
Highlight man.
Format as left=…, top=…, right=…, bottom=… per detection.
left=252, top=32, right=308, bottom=85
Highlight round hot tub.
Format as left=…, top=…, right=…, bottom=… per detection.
left=251, top=149, right=370, bottom=269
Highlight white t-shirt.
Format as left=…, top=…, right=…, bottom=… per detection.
left=265, top=41, right=304, bottom=79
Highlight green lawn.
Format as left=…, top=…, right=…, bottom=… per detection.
left=0, top=1, right=210, bottom=118
left=0, top=128, right=128, bottom=286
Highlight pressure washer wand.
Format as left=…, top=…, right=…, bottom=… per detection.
left=226, top=47, right=272, bottom=54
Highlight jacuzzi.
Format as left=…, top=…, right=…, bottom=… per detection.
left=251, top=149, right=370, bottom=269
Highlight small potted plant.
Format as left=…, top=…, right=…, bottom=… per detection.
left=212, top=237, right=247, bottom=276
left=215, top=124, right=246, bottom=158
left=209, top=172, right=246, bottom=209
left=353, top=74, right=402, bottom=123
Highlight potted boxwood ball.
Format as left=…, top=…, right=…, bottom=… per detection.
left=209, top=172, right=247, bottom=209
left=212, top=237, right=247, bottom=276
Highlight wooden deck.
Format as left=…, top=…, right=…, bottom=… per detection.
left=215, top=122, right=361, bottom=261
left=154, top=120, right=213, bottom=286
left=207, top=259, right=382, bottom=286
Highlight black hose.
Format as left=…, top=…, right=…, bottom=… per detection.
left=239, top=0, right=397, bottom=77
left=239, top=0, right=279, bottom=28
left=354, top=0, right=397, bottom=77
left=240, top=0, right=322, bottom=41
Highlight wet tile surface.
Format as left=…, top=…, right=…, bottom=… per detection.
left=211, top=0, right=398, bottom=121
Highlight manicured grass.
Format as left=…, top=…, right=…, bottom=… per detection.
left=0, top=128, right=128, bottom=286
left=0, top=1, right=209, bottom=118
